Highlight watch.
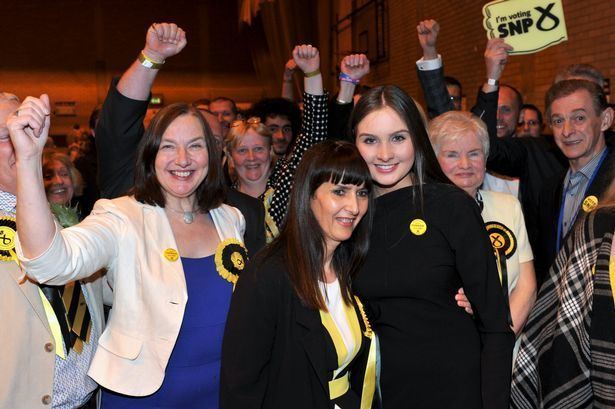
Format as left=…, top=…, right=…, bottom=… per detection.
left=487, top=78, right=499, bottom=86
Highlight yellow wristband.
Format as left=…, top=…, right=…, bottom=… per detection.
left=138, top=51, right=165, bottom=69
left=304, top=69, right=320, bottom=78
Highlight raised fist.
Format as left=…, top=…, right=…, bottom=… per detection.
left=7, top=95, right=51, bottom=160
left=143, top=22, right=187, bottom=63
left=340, top=54, right=370, bottom=81
left=417, top=20, right=440, bottom=53
left=292, top=45, right=320, bottom=74
left=484, top=38, right=513, bottom=80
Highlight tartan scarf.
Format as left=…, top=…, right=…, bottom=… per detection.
left=511, top=210, right=615, bottom=408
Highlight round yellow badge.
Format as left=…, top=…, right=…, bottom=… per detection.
left=0, top=225, right=15, bottom=251
left=164, top=248, right=179, bottom=262
left=582, top=195, right=598, bottom=213
left=409, top=219, right=427, bottom=236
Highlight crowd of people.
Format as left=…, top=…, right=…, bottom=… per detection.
left=1, top=18, right=614, bottom=409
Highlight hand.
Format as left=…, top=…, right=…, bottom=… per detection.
left=340, top=54, right=370, bottom=81
left=417, top=19, right=439, bottom=59
left=293, top=44, right=320, bottom=74
left=7, top=95, right=51, bottom=161
left=284, top=59, right=297, bottom=80
left=484, top=38, right=513, bottom=80
left=143, top=22, right=187, bottom=63
left=455, top=288, right=474, bottom=315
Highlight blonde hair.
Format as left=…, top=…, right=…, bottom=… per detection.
left=42, top=151, right=84, bottom=197
left=224, top=117, right=272, bottom=154
left=428, top=110, right=489, bottom=157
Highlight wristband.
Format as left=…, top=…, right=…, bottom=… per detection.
left=138, top=51, right=165, bottom=69
left=304, top=69, right=321, bottom=78
left=339, top=72, right=360, bottom=85
left=487, top=78, right=499, bottom=86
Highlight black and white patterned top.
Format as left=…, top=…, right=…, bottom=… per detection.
left=266, top=92, right=329, bottom=230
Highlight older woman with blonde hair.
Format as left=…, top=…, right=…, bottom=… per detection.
left=429, top=110, right=536, bottom=351
left=42, top=151, right=84, bottom=206
left=224, top=118, right=273, bottom=199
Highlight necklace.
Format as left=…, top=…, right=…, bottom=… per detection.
left=165, top=207, right=199, bottom=224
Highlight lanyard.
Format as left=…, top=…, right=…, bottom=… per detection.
left=556, top=149, right=608, bottom=251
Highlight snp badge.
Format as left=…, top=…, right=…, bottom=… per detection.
left=163, top=248, right=179, bottom=262
left=484, top=221, right=517, bottom=259
left=0, top=217, right=17, bottom=262
left=582, top=195, right=598, bottom=213
left=409, top=219, right=427, bottom=236
left=215, top=238, right=248, bottom=286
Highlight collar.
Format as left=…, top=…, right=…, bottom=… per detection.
left=569, top=146, right=608, bottom=180
left=0, top=190, right=16, bottom=216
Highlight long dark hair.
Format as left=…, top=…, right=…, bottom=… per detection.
left=133, top=103, right=225, bottom=211
left=348, top=85, right=451, bottom=207
left=266, top=140, right=374, bottom=310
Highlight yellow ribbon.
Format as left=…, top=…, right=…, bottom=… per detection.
left=354, top=296, right=377, bottom=409
left=38, top=288, right=66, bottom=359
left=319, top=296, right=362, bottom=401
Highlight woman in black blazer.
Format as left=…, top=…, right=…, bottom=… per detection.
left=220, top=140, right=378, bottom=409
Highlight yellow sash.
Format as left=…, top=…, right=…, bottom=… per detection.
left=319, top=297, right=362, bottom=400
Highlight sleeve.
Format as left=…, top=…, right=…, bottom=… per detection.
left=511, top=196, right=534, bottom=263
left=95, top=77, right=149, bottom=199
left=416, top=65, right=454, bottom=118
left=471, top=88, right=498, bottom=144
left=267, top=92, right=329, bottom=227
left=16, top=200, right=121, bottom=285
left=445, top=192, right=514, bottom=409
left=475, top=88, right=528, bottom=178
left=328, top=98, right=354, bottom=142
left=220, top=259, right=281, bottom=408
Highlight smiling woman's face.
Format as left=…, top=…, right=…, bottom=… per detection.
left=43, top=160, right=75, bottom=205
left=154, top=114, right=209, bottom=201
left=355, top=106, right=414, bottom=195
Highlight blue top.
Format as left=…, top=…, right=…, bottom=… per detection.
left=102, top=255, right=233, bottom=408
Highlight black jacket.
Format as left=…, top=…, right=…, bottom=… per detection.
left=220, top=248, right=376, bottom=409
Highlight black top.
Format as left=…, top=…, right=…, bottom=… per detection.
left=353, top=184, right=514, bottom=409
left=220, top=248, right=375, bottom=409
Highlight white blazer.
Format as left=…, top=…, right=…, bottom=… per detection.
left=16, top=196, right=246, bottom=396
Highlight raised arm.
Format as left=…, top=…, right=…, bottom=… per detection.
left=415, top=19, right=454, bottom=118
left=96, top=22, right=186, bottom=198
left=267, top=45, right=328, bottom=227
left=472, top=38, right=513, bottom=140
left=117, top=23, right=187, bottom=100
left=281, top=58, right=297, bottom=101
left=479, top=39, right=529, bottom=177
left=10, top=95, right=55, bottom=258
left=294, top=44, right=324, bottom=96
left=329, top=53, right=370, bottom=141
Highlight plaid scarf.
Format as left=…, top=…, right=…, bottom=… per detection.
left=511, top=210, right=615, bottom=408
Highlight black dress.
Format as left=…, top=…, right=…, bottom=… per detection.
left=353, top=184, right=514, bottom=409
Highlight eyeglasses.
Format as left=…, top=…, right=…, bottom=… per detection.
left=231, top=117, right=261, bottom=128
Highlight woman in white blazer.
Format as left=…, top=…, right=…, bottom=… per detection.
left=10, top=95, right=246, bottom=408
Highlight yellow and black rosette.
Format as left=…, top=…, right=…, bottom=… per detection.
left=215, top=238, right=248, bottom=286
left=0, top=216, right=17, bottom=262
left=484, top=221, right=517, bottom=259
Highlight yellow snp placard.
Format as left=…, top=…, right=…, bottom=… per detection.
left=483, top=0, right=568, bottom=55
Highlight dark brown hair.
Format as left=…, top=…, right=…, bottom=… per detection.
left=266, top=140, right=374, bottom=310
left=545, top=79, right=607, bottom=118
left=348, top=85, right=451, bottom=209
left=133, top=103, right=225, bottom=211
